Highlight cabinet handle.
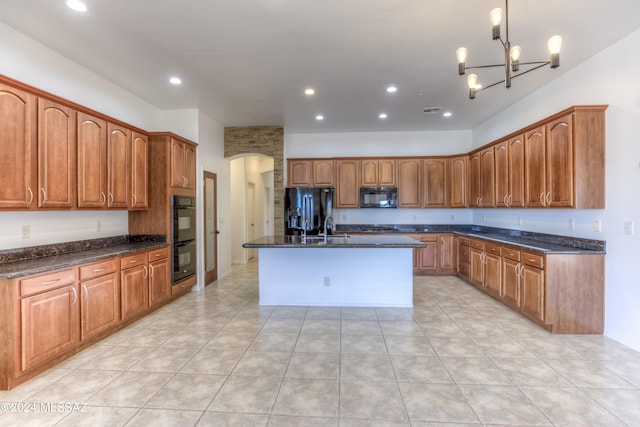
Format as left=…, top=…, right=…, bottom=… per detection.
left=40, top=188, right=47, bottom=202
left=132, top=194, right=136, bottom=206
left=479, top=197, right=484, bottom=206
left=155, top=253, right=162, bottom=257
left=71, top=287, right=78, bottom=305
left=539, top=192, right=545, bottom=206
left=27, top=187, right=33, bottom=205
left=41, top=278, right=60, bottom=286
left=546, top=192, right=552, bottom=205
left=109, top=192, right=114, bottom=205
left=149, top=264, right=154, bottom=278
left=143, top=265, right=148, bottom=278
left=101, top=192, right=106, bottom=206
left=519, top=264, right=526, bottom=278
left=503, top=195, right=508, bottom=206
left=129, top=260, right=137, bottom=264
left=509, top=195, right=513, bottom=206
left=82, top=284, right=88, bottom=300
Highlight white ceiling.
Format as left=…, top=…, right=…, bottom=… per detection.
left=1, top=0, right=639, bottom=133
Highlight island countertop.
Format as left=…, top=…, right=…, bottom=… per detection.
left=243, top=234, right=426, bottom=248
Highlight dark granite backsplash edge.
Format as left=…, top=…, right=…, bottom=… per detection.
left=335, top=224, right=605, bottom=252
left=0, top=235, right=166, bottom=264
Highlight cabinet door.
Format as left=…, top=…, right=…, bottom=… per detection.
left=77, top=113, right=107, bottom=208
left=469, top=248, right=484, bottom=287
left=0, top=83, right=37, bottom=209
left=521, top=266, right=545, bottom=322
left=417, top=236, right=437, bottom=271
left=397, top=159, right=421, bottom=208
left=288, top=160, right=312, bottom=187
left=449, top=156, right=467, bottom=208
left=438, top=234, right=455, bottom=272
left=494, top=141, right=509, bottom=207
left=184, top=142, right=197, bottom=190
left=479, top=147, right=495, bottom=207
left=468, top=153, right=481, bottom=207
left=121, top=265, right=149, bottom=321
left=423, top=159, right=447, bottom=208
left=335, top=160, right=359, bottom=208
left=484, top=253, right=502, bottom=295
left=21, top=285, right=79, bottom=371
left=507, top=135, right=525, bottom=208
left=546, top=115, right=574, bottom=207
left=312, top=160, right=334, bottom=187
left=80, top=273, right=120, bottom=341
left=501, top=259, right=520, bottom=307
left=130, top=132, right=148, bottom=209
left=149, top=258, right=171, bottom=307
left=524, top=126, right=546, bottom=207
left=378, top=159, right=396, bottom=186
left=457, top=240, right=470, bottom=279
left=107, top=123, right=130, bottom=208
left=38, top=98, right=76, bottom=208
left=361, top=159, right=378, bottom=186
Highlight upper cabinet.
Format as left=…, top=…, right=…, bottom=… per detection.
left=397, top=159, right=421, bottom=208
left=171, top=137, right=197, bottom=190
left=448, top=156, right=468, bottom=208
left=495, top=135, right=525, bottom=208
left=38, top=98, right=76, bottom=208
left=77, top=113, right=107, bottom=208
left=422, top=158, right=447, bottom=208
left=361, top=159, right=395, bottom=187
left=107, top=123, right=131, bottom=209
left=469, top=146, right=496, bottom=208
left=335, top=159, right=359, bottom=208
left=0, top=83, right=37, bottom=209
left=287, top=159, right=334, bottom=187
left=130, top=132, right=149, bottom=210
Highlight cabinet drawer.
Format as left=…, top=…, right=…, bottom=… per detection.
left=458, top=237, right=470, bottom=246
left=20, top=269, right=76, bottom=297
left=522, top=252, right=544, bottom=269
left=419, top=234, right=437, bottom=242
left=121, top=252, right=147, bottom=270
left=485, top=243, right=502, bottom=256
left=79, top=258, right=119, bottom=281
left=502, top=248, right=521, bottom=261
left=148, top=246, right=169, bottom=262
left=470, top=239, right=485, bottom=250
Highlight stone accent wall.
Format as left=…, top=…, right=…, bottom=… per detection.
left=224, top=126, right=284, bottom=236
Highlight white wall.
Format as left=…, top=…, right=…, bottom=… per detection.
left=471, top=29, right=640, bottom=352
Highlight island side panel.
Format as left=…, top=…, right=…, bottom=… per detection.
left=257, top=247, right=414, bottom=307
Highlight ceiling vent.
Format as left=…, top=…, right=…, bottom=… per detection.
left=423, top=107, right=443, bottom=115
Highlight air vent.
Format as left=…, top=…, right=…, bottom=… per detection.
left=423, top=107, right=443, bottom=115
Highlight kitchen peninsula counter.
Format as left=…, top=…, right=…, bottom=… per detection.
left=243, top=235, right=425, bottom=307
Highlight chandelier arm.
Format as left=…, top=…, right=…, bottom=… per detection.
left=465, top=64, right=506, bottom=71
left=511, top=62, right=551, bottom=79
left=517, top=61, right=551, bottom=66
left=476, top=79, right=506, bottom=93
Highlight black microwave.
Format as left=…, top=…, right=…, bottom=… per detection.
left=360, top=187, right=398, bottom=208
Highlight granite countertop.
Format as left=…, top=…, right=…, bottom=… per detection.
left=243, top=234, right=426, bottom=249
left=0, top=236, right=167, bottom=279
left=336, top=224, right=606, bottom=255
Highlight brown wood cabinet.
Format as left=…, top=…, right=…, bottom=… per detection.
left=397, top=159, right=421, bottom=208
left=148, top=247, right=171, bottom=307
left=519, top=252, right=545, bottom=322
left=19, top=269, right=79, bottom=372
left=422, top=159, right=447, bottom=208
left=287, top=159, right=335, bottom=187
left=448, top=156, right=467, bottom=208
left=38, top=98, right=77, bottom=208
left=312, top=159, right=335, bottom=187
left=361, top=159, right=395, bottom=187
left=495, top=135, right=525, bottom=208
left=171, top=137, right=197, bottom=190
left=77, top=113, right=108, bottom=208
left=412, top=233, right=455, bottom=275
left=335, top=159, right=359, bottom=208
left=107, top=123, right=130, bottom=208
left=501, top=247, right=521, bottom=307
left=457, top=237, right=470, bottom=280
left=130, top=132, right=149, bottom=209
left=479, top=146, right=495, bottom=207
left=79, top=259, right=120, bottom=341
left=0, top=82, right=37, bottom=209
left=483, top=243, right=502, bottom=297
left=545, top=115, right=574, bottom=207
left=120, top=252, right=149, bottom=321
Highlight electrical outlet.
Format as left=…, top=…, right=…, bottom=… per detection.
left=518, top=217, right=523, bottom=226
left=593, top=220, right=602, bottom=232
left=624, top=221, right=634, bottom=235
left=21, top=225, right=31, bottom=239
left=341, top=214, right=347, bottom=221
left=569, top=219, right=575, bottom=230
left=96, top=220, right=102, bottom=232
left=323, top=277, right=331, bottom=287
left=450, top=214, right=455, bottom=220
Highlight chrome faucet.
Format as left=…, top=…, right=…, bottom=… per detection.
left=323, top=216, right=334, bottom=243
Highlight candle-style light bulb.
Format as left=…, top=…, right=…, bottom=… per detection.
left=456, top=47, right=467, bottom=75
left=510, top=45, right=521, bottom=71
left=548, top=35, right=562, bottom=68
left=490, top=8, right=502, bottom=40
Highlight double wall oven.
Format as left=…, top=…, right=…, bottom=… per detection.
left=171, top=195, right=196, bottom=284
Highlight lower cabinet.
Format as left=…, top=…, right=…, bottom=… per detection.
left=519, top=253, right=545, bottom=323
left=79, top=259, right=120, bottom=341
left=120, top=252, right=149, bottom=321
left=148, top=247, right=171, bottom=307
left=412, top=234, right=455, bottom=275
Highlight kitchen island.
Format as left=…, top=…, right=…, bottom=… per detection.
left=243, top=234, right=425, bottom=307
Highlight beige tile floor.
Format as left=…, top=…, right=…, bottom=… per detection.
left=1, top=261, right=640, bottom=426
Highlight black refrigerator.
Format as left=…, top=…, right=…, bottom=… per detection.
left=284, top=187, right=334, bottom=235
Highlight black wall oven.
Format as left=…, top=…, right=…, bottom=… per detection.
left=171, top=195, right=196, bottom=284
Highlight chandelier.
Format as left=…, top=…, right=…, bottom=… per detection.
left=456, top=0, right=562, bottom=99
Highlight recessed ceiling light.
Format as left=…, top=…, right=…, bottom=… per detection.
left=169, top=77, right=182, bottom=85
left=305, top=88, right=315, bottom=96
left=443, top=112, right=453, bottom=118
left=379, top=113, right=388, bottom=119
left=315, top=115, right=324, bottom=121
left=66, top=0, right=87, bottom=12
left=386, top=86, right=397, bottom=93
